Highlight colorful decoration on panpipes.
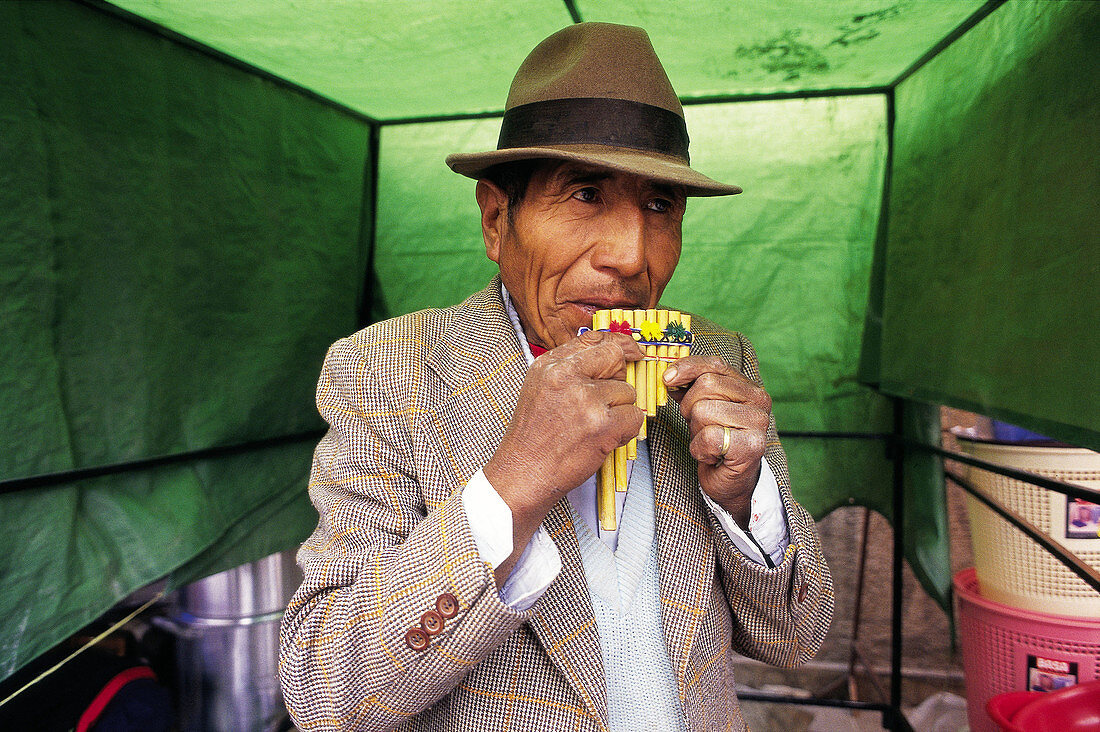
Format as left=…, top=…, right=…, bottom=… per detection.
left=586, top=308, right=693, bottom=531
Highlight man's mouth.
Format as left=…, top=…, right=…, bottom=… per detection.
left=568, top=299, right=644, bottom=317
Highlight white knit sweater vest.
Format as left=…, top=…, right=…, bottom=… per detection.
left=572, top=441, right=687, bottom=731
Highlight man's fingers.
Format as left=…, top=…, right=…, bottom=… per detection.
left=665, top=356, right=770, bottom=417
left=684, top=399, right=770, bottom=438
left=663, top=355, right=735, bottom=387
left=573, top=388, right=643, bottom=453
left=582, top=329, right=646, bottom=360
left=571, top=328, right=645, bottom=356
left=601, top=378, right=640, bottom=408
left=608, top=402, right=645, bottom=446
left=690, top=423, right=766, bottom=468
left=549, top=331, right=644, bottom=380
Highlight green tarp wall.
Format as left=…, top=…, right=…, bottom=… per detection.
left=1, top=0, right=1096, bottom=682
left=0, top=0, right=369, bottom=679
left=865, top=1, right=1099, bottom=446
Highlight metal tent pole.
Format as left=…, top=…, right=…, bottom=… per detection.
left=886, top=399, right=911, bottom=731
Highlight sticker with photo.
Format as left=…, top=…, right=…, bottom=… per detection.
left=1065, top=498, right=1100, bottom=540
left=1028, top=655, right=1078, bottom=692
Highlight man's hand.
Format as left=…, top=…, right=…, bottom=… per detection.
left=483, top=330, right=643, bottom=582
left=663, top=356, right=772, bottom=527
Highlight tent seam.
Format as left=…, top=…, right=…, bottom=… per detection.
left=75, top=0, right=380, bottom=125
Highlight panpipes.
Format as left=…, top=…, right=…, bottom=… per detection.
left=590, top=308, right=693, bottom=530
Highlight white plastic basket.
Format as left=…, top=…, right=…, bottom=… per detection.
left=958, top=437, right=1100, bottom=616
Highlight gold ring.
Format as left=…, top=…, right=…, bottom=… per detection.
left=719, top=425, right=732, bottom=460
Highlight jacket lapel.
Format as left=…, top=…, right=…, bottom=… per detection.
left=426, top=280, right=524, bottom=416
left=425, top=279, right=609, bottom=727
left=650, top=402, right=714, bottom=700
left=424, top=279, right=526, bottom=483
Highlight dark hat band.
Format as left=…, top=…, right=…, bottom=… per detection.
left=497, top=98, right=690, bottom=162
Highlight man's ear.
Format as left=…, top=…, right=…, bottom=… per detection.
left=476, top=179, right=508, bottom=263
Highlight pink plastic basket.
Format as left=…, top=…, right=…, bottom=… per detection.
left=954, top=568, right=1100, bottom=732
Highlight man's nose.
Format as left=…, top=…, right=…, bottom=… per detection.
left=591, top=205, right=647, bottom=277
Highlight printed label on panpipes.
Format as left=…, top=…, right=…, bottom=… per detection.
left=1027, top=654, right=1078, bottom=692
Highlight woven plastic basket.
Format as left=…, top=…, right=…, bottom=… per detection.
left=957, top=437, right=1100, bottom=616
left=954, top=568, right=1100, bottom=732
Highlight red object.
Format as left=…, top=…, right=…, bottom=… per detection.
left=528, top=342, right=548, bottom=357
left=987, top=680, right=1100, bottom=731
left=609, top=320, right=632, bottom=334
left=76, top=665, right=157, bottom=732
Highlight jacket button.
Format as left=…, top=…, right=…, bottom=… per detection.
left=421, top=609, right=444, bottom=635
left=797, top=581, right=808, bottom=604
left=436, top=592, right=458, bottom=619
left=405, top=627, right=430, bottom=651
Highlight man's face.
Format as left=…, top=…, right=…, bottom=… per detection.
left=479, top=161, right=686, bottom=349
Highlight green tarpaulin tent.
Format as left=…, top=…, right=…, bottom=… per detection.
left=1, top=0, right=1096, bottom=682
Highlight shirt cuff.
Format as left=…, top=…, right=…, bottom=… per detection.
left=461, top=469, right=561, bottom=610
left=701, top=457, right=790, bottom=567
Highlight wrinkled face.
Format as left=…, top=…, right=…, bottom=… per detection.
left=478, top=161, right=686, bottom=349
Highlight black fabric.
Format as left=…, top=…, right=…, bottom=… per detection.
left=90, top=678, right=173, bottom=732
left=497, top=97, right=690, bottom=161
left=0, top=642, right=173, bottom=731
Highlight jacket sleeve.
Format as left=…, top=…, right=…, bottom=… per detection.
left=709, top=333, right=835, bottom=668
left=279, top=336, right=532, bottom=732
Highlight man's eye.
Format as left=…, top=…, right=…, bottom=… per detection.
left=648, top=198, right=672, bottom=213
left=572, top=187, right=599, bottom=203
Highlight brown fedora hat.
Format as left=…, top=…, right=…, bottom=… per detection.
left=445, top=22, right=741, bottom=197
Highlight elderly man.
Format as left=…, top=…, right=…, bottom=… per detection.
left=281, top=22, right=833, bottom=732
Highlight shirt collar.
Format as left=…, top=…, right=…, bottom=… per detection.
left=501, top=282, right=536, bottom=366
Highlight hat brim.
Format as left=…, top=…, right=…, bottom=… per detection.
left=445, top=144, right=741, bottom=197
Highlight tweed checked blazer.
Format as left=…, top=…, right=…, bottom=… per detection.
left=280, top=278, right=834, bottom=732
